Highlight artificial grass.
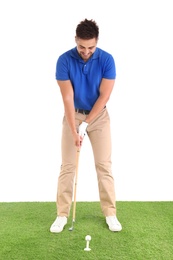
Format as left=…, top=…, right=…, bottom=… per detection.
left=0, top=202, right=173, bottom=260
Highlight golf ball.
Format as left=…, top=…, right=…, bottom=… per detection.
left=85, top=235, right=91, bottom=241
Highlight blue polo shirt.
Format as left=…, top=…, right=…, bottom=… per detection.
left=56, top=47, right=116, bottom=110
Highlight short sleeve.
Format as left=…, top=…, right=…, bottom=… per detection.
left=103, top=54, right=116, bottom=79
left=55, top=55, right=69, bottom=80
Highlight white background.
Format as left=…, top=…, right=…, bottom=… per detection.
left=0, top=0, right=173, bottom=202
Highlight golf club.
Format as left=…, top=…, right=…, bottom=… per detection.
left=69, top=148, right=80, bottom=231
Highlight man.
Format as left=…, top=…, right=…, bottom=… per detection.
left=50, top=19, right=122, bottom=233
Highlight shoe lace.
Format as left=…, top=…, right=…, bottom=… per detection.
left=109, top=216, right=118, bottom=225
left=55, top=217, right=65, bottom=227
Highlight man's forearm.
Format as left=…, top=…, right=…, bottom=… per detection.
left=64, top=103, right=77, bottom=135
left=85, top=96, right=107, bottom=123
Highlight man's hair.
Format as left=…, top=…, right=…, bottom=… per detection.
left=76, top=19, right=99, bottom=40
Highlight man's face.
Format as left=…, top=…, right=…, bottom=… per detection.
left=75, top=37, right=98, bottom=62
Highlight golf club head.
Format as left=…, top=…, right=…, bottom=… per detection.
left=69, top=219, right=75, bottom=231
left=69, top=227, right=74, bottom=231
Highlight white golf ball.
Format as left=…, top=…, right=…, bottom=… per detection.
left=85, top=235, right=91, bottom=241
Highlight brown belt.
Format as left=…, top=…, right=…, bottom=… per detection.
left=75, top=108, right=90, bottom=115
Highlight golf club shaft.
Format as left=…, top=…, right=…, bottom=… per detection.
left=72, top=148, right=80, bottom=222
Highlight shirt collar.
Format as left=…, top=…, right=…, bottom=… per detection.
left=70, top=47, right=99, bottom=62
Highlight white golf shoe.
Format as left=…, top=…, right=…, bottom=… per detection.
left=106, top=216, right=122, bottom=232
left=50, top=216, right=67, bottom=233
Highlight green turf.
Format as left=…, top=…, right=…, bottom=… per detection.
left=0, top=202, right=173, bottom=260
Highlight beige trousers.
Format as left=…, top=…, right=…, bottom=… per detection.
left=56, top=108, right=116, bottom=217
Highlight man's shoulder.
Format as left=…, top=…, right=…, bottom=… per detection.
left=59, top=47, right=78, bottom=60
left=95, top=48, right=113, bottom=58
left=95, top=48, right=114, bottom=62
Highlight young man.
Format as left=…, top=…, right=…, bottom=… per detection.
left=50, top=19, right=122, bottom=233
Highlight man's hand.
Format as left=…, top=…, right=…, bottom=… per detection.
left=78, top=122, right=88, bottom=139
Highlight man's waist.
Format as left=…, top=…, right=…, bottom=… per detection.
left=75, top=108, right=90, bottom=115
left=75, top=106, right=106, bottom=115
